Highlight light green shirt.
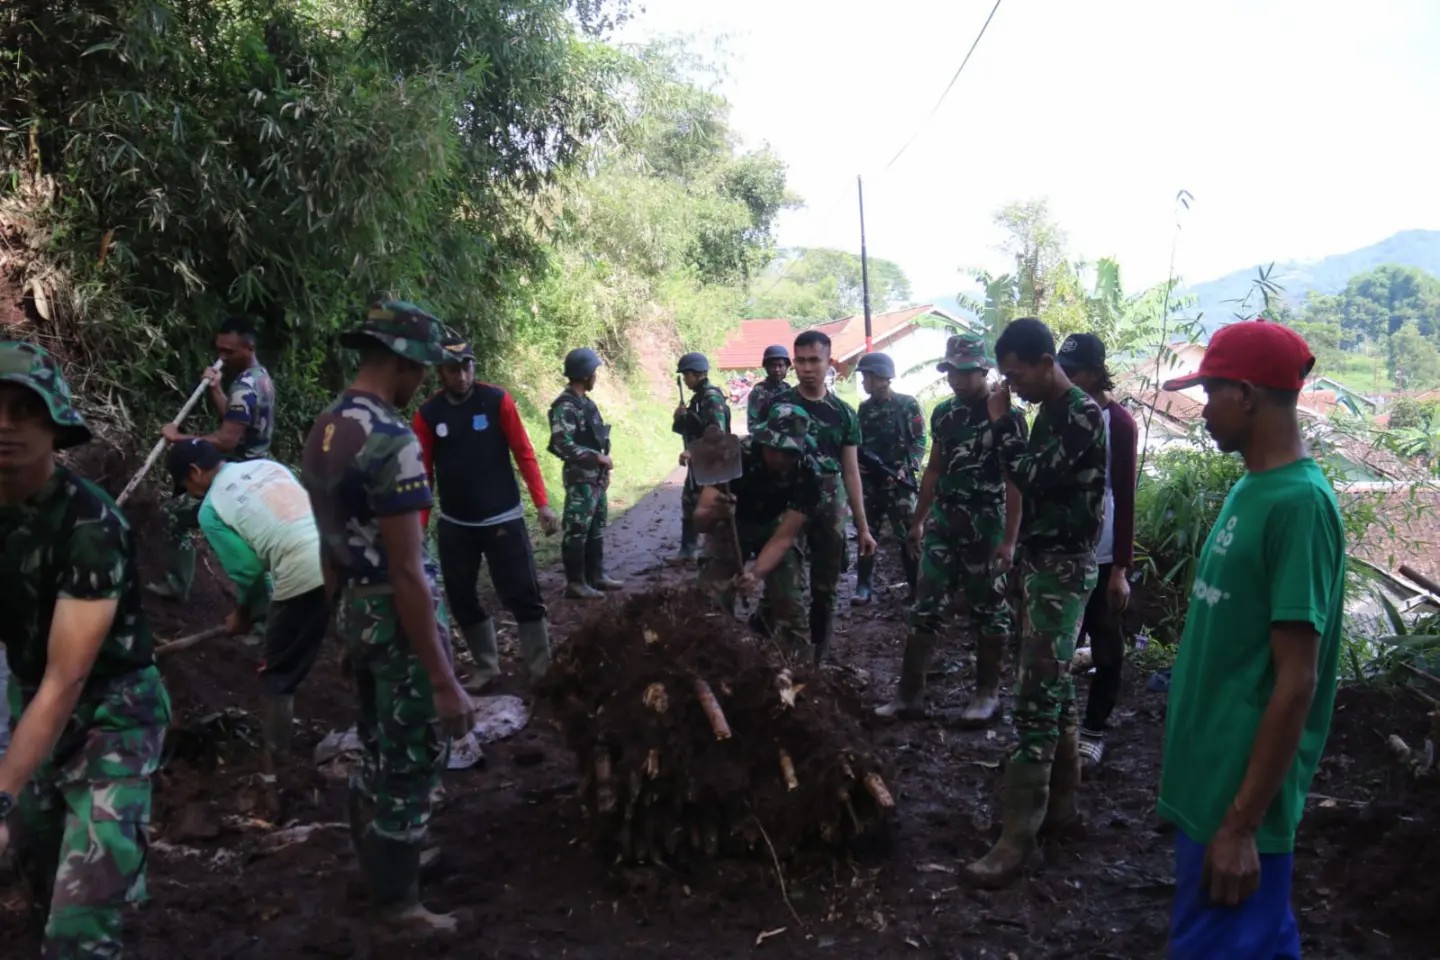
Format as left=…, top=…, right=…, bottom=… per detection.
left=199, top=460, right=323, bottom=612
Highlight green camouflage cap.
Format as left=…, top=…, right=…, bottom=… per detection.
left=752, top=402, right=813, bottom=455
left=936, top=332, right=993, bottom=373
left=0, top=341, right=92, bottom=449
left=340, top=300, right=448, bottom=365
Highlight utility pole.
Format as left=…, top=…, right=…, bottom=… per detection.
left=858, top=175, right=873, bottom=354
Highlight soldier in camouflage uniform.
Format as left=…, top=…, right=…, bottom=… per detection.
left=548, top=348, right=624, bottom=599
left=748, top=330, right=876, bottom=664
left=151, top=315, right=277, bottom=602
left=673, top=352, right=731, bottom=562
left=0, top=341, right=172, bottom=959
left=695, top=403, right=823, bottom=655
left=853, top=352, right=926, bottom=603
left=965, top=318, right=1106, bottom=890
left=301, top=302, right=477, bottom=933
left=745, top=343, right=791, bottom=428
left=875, top=333, right=1024, bottom=724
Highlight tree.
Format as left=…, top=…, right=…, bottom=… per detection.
left=1388, top=322, right=1440, bottom=390
left=746, top=248, right=913, bottom=327
left=993, top=199, right=1068, bottom=316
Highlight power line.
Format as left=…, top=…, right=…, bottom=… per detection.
left=882, top=0, right=1004, bottom=173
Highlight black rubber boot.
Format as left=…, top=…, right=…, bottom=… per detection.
left=851, top=555, right=875, bottom=605
left=585, top=539, right=624, bottom=591
left=874, top=633, right=934, bottom=719
left=809, top=601, right=834, bottom=667
left=362, top=832, right=464, bottom=934
left=677, top=516, right=698, bottom=562
left=564, top=542, right=601, bottom=599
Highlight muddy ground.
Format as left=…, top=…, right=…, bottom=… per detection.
left=4, top=472, right=1439, bottom=959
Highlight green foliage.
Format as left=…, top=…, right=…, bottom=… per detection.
left=1388, top=321, right=1440, bottom=390
left=747, top=247, right=913, bottom=327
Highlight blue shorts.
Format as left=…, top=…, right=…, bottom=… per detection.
left=1170, top=830, right=1301, bottom=960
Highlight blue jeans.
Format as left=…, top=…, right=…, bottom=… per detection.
left=1171, top=830, right=1301, bottom=959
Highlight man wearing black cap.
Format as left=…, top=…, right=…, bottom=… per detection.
left=166, top=439, right=327, bottom=774
left=746, top=344, right=792, bottom=428
left=1056, top=333, right=1138, bottom=771
left=413, top=331, right=558, bottom=692
left=673, top=351, right=731, bottom=561
left=1156, top=320, right=1343, bottom=959
left=854, top=351, right=925, bottom=603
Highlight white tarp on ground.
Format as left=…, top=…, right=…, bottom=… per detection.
left=314, top=693, right=530, bottom=776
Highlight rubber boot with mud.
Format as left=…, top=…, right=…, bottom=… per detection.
left=518, top=619, right=553, bottom=684
left=564, top=543, right=602, bottom=599
left=585, top=540, right=624, bottom=592
left=362, top=831, right=464, bottom=935
left=461, top=618, right=500, bottom=693
left=809, top=601, right=834, bottom=667
left=963, top=760, right=1052, bottom=889
left=676, top=515, right=698, bottom=563
left=851, top=554, right=875, bottom=605
left=875, top=633, right=934, bottom=719
left=1043, top=703, right=1083, bottom=835
left=899, top=544, right=919, bottom=600
left=957, top=633, right=1006, bottom=727
left=257, top=693, right=294, bottom=820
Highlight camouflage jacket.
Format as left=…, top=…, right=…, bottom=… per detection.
left=928, top=396, right=1025, bottom=544
left=673, top=379, right=731, bottom=445
left=547, top=389, right=611, bottom=486
left=746, top=376, right=790, bottom=426
left=859, top=392, right=926, bottom=475
left=749, top=385, right=860, bottom=477
left=301, top=390, right=433, bottom=586
left=731, top=437, right=823, bottom=528
left=225, top=362, right=276, bottom=460
left=0, top=466, right=157, bottom=699
left=993, top=385, right=1106, bottom=556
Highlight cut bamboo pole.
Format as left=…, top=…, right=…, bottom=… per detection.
left=778, top=748, right=798, bottom=791
left=862, top=772, right=895, bottom=809
left=693, top=678, right=732, bottom=740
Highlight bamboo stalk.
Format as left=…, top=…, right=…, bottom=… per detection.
left=863, top=772, right=895, bottom=809
left=693, top=678, right=732, bottom=740
left=778, top=748, right=798, bottom=791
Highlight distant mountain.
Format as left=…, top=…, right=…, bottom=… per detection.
left=1182, top=229, right=1440, bottom=330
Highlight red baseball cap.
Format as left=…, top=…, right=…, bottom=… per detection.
left=1162, top=319, right=1315, bottom=392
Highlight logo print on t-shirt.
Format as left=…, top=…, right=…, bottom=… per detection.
left=1212, top=516, right=1238, bottom=556
left=473, top=413, right=489, bottom=432
left=436, top=423, right=449, bottom=438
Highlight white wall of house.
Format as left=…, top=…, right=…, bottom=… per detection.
left=838, top=327, right=953, bottom=398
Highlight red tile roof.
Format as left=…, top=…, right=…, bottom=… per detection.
left=817, top=304, right=938, bottom=363
left=714, top=318, right=798, bottom=371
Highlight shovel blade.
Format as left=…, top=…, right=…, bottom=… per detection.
left=687, top=426, right=743, bottom=485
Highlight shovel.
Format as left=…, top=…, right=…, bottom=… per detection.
left=686, top=426, right=748, bottom=594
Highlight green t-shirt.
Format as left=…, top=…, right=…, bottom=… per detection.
left=1156, top=458, right=1345, bottom=854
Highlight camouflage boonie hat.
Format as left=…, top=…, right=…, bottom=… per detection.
left=752, top=402, right=813, bottom=455
left=936, top=332, right=993, bottom=373
left=340, top=300, right=448, bottom=365
left=0, top=341, right=92, bottom=449
left=439, top=326, right=476, bottom=364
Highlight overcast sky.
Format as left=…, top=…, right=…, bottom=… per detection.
left=617, top=0, right=1440, bottom=300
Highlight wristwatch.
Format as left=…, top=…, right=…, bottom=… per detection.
left=0, top=790, right=14, bottom=821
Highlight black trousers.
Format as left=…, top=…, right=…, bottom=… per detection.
left=1081, top=562, right=1125, bottom=731
left=260, top=586, right=330, bottom=696
left=436, top=516, right=547, bottom=628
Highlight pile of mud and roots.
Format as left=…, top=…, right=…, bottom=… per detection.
left=540, top=587, right=895, bottom=866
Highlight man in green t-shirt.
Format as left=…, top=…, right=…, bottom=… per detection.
left=1156, top=320, right=1343, bottom=959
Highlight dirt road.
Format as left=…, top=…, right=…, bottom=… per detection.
left=3, top=476, right=1437, bottom=958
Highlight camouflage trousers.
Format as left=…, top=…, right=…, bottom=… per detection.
left=561, top=481, right=608, bottom=554
left=12, top=666, right=170, bottom=960
left=159, top=492, right=201, bottom=597
left=806, top=480, right=848, bottom=611
left=699, top=517, right=808, bottom=653
left=1010, top=553, right=1097, bottom=766
left=908, top=520, right=1011, bottom=640
left=338, top=583, right=452, bottom=844
left=862, top=481, right=916, bottom=547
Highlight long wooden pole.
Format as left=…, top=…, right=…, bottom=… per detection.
left=117, top=359, right=223, bottom=506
